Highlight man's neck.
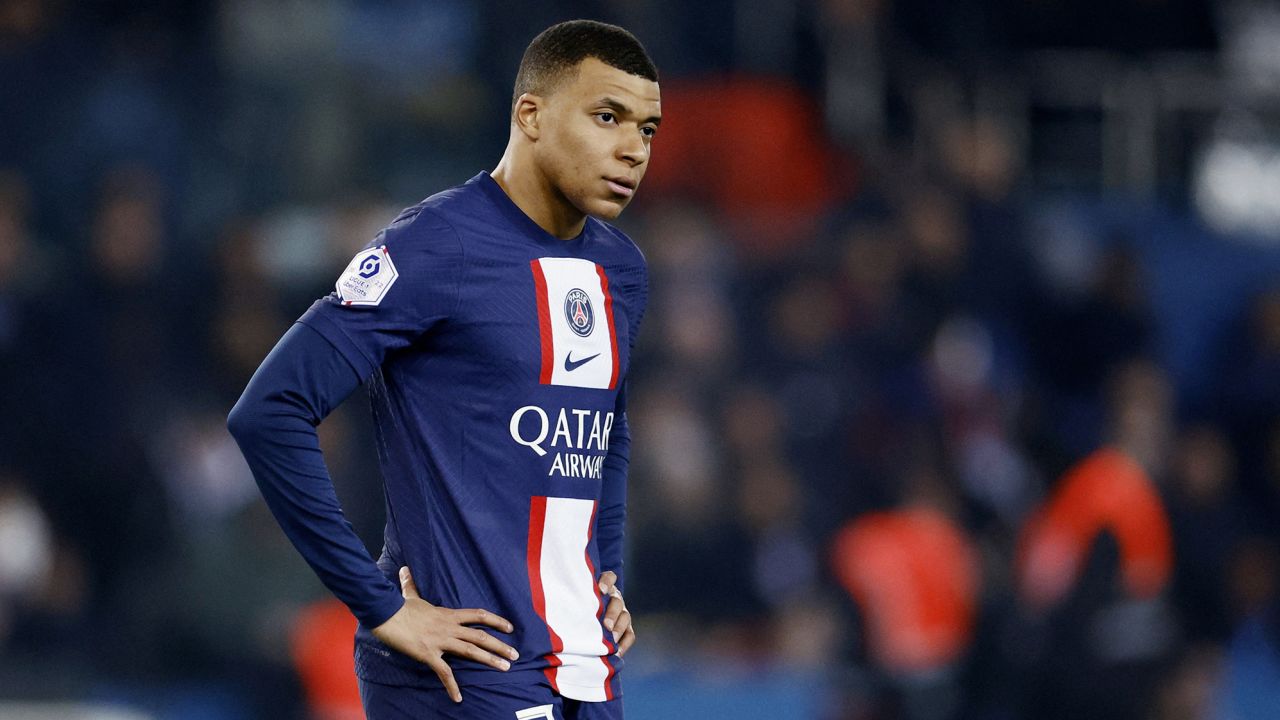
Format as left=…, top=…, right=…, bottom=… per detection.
left=491, top=152, right=587, bottom=240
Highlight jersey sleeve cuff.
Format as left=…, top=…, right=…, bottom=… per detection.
left=356, top=589, right=406, bottom=630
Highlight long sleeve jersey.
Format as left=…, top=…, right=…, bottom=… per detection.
left=227, top=172, right=647, bottom=702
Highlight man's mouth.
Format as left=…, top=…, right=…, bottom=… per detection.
left=605, top=176, right=635, bottom=198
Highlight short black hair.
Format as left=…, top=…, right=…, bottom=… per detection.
left=513, top=20, right=658, bottom=110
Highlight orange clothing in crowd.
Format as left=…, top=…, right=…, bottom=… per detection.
left=639, top=78, right=844, bottom=253
left=290, top=598, right=364, bottom=720
left=831, top=507, right=981, bottom=673
left=1017, top=447, right=1173, bottom=610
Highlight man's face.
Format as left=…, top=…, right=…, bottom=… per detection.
left=535, top=57, right=661, bottom=221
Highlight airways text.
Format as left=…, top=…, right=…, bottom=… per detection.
left=508, top=406, right=615, bottom=479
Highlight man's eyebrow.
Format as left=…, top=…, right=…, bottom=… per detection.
left=598, top=96, right=662, bottom=126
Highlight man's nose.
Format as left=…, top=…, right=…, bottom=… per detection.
left=617, top=131, right=648, bottom=167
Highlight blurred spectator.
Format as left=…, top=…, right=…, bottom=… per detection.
left=0, top=474, right=53, bottom=641
left=1034, top=243, right=1156, bottom=399
left=638, top=203, right=737, bottom=388
left=927, top=313, right=1037, bottom=528
left=67, top=163, right=194, bottom=427
left=0, top=469, right=89, bottom=682
left=1216, top=536, right=1280, bottom=719
left=1013, top=448, right=1176, bottom=720
left=1107, top=358, right=1176, bottom=478
left=1017, top=448, right=1172, bottom=612
left=201, top=217, right=291, bottom=403
left=835, top=217, right=907, bottom=361
left=818, top=0, right=889, bottom=155
left=1213, top=288, right=1280, bottom=515
left=1024, top=241, right=1158, bottom=463
left=0, top=168, right=60, bottom=468
left=628, top=382, right=759, bottom=623
left=1167, top=425, right=1248, bottom=642
left=761, top=270, right=862, bottom=529
left=830, top=466, right=979, bottom=720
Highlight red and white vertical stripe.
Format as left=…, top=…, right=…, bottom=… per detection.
left=529, top=257, right=619, bottom=390
left=527, top=496, right=617, bottom=702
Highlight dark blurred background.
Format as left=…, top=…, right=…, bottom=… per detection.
left=1, top=0, right=1279, bottom=718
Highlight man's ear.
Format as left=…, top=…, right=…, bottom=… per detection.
left=513, top=93, right=543, bottom=141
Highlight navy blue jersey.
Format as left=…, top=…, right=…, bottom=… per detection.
left=230, top=172, right=647, bottom=702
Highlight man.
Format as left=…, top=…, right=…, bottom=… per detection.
left=227, top=19, right=659, bottom=720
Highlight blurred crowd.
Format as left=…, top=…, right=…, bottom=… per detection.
left=1, top=1, right=1279, bottom=719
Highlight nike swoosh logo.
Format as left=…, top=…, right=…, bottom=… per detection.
left=564, top=352, right=601, bottom=372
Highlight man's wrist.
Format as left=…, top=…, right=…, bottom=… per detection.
left=359, top=590, right=407, bottom=629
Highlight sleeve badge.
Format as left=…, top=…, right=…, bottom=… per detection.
left=335, top=245, right=398, bottom=306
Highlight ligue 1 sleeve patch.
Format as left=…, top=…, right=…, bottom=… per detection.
left=335, top=245, right=398, bottom=306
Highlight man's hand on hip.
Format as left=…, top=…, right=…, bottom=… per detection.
left=597, top=571, right=635, bottom=656
left=371, top=566, right=519, bottom=703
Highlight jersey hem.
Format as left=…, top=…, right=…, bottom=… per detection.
left=553, top=680, right=624, bottom=701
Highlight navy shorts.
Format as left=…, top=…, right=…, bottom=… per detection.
left=358, top=678, right=624, bottom=720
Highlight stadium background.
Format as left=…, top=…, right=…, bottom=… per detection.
left=2, top=0, right=1280, bottom=718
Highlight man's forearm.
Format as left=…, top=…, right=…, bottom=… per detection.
left=596, top=408, right=630, bottom=592
left=227, top=322, right=403, bottom=628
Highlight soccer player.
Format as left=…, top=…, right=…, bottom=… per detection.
left=226, top=20, right=658, bottom=720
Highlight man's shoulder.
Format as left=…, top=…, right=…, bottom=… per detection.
left=391, top=178, right=483, bottom=233
left=588, top=219, right=648, bottom=314
left=418, top=175, right=488, bottom=220
left=588, top=218, right=647, bottom=270
left=374, top=177, right=490, bottom=253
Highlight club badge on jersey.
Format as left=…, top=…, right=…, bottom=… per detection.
left=530, top=257, right=619, bottom=390
left=336, top=245, right=399, bottom=306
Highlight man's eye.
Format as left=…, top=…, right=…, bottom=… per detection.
left=598, top=112, right=616, bottom=124
left=641, top=126, right=656, bottom=138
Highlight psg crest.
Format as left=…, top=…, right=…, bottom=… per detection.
left=564, top=288, right=595, bottom=337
